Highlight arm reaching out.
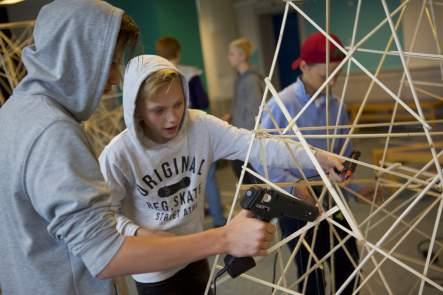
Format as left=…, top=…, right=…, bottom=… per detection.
left=98, top=209, right=275, bottom=278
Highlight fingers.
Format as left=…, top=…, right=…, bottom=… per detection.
left=255, top=222, right=275, bottom=253
left=240, top=209, right=254, bottom=218
left=254, top=235, right=272, bottom=256
left=331, top=157, right=344, bottom=171
left=328, top=168, right=344, bottom=182
left=264, top=222, right=276, bottom=235
left=316, top=151, right=344, bottom=171
left=226, top=212, right=276, bottom=257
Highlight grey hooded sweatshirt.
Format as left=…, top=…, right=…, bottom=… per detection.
left=99, top=55, right=317, bottom=283
left=0, top=0, right=125, bottom=294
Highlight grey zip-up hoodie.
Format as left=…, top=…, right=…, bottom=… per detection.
left=99, top=55, right=317, bottom=283
left=0, top=0, right=125, bottom=294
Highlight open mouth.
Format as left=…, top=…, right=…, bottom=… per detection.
left=164, top=126, right=178, bottom=134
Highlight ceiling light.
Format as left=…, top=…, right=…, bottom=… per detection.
left=0, top=0, right=26, bottom=5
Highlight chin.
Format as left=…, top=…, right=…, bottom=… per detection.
left=161, top=133, right=177, bottom=142
left=166, top=133, right=178, bottom=140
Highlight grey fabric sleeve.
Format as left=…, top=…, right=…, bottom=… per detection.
left=24, top=120, right=124, bottom=276
left=99, top=148, right=140, bottom=236
left=205, top=114, right=315, bottom=169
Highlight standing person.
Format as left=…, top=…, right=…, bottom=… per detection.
left=0, top=1, right=279, bottom=294
left=227, top=37, right=265, bottom=182
left=156, top=36, right=209, bottom=110
left=255, top=32, right=360, bottom=295
left=156, top=36, right=226, bottom=227
left=98, top=54, right=346, bottom=295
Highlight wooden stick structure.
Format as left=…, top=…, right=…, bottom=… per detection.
left=82, top=92, right=124, bottom=157
left=1, top=5, right=442, bottom=295
left=0, top=21, right=34, bottom=106
left=206, top=1, right=443, bottom=294
left=0, top=21, right=125, bottom=157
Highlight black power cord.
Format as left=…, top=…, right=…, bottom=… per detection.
left=213, top=253, right=279, bottom=295
left=417, top=237, right=442, bottom=266
left=212, top=266, right=227, bottom=295
left=271, top=251, right=278, bottom=294
left=416, top=237, right=443, bottom=291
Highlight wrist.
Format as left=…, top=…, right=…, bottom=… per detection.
left=213, top=225, right=229, bottom=254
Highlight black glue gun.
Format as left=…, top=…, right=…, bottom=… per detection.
left=223, top=187, right=319, bottom=278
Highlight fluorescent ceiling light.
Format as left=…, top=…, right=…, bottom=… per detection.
left=0, top=0, right=25, bottom=5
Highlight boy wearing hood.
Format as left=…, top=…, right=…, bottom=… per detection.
left=156, top=36, right=226, bottom=228
left=0, top=1, right=280, bottom=294
left=99, top=54, right=346, bottom=294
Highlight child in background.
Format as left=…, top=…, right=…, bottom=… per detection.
left=255, top=32, right=359, bottom=295
left=227, top=38, right=265, bottom=182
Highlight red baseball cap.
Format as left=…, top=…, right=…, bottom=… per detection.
left=291, top=32, right=345, bottom=70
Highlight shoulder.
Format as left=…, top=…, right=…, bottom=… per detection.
left=100, top=129, right=131, bottom=162
left=281, top=83, right=304, bottom=105
left=187, top=109, right=227, bottom=129
left=187, top=109, right=207, bottom=121
left=266, top=83, right=292, bottom=107
left=12, top=95, right=79, bottom=128
left=177, top=65, right=202, bottom=82
left=267, top=84, right=301, bottom=110
left=248, top=69, right=264, bottom=80
left=24, top=97, right=85, bottom=142
left=244, top=72, right=263, bottom=87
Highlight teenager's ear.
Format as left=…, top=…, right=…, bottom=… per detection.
left=299, top=60, right=308, bottom=73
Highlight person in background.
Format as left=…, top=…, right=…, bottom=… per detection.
left=254, top=32, right=360, bottom=295
left=227, top=37, right=265, bottom=183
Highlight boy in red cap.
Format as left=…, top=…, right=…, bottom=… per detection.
left=254, top=32, right=359, bottom=294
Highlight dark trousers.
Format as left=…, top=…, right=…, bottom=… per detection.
left=135, top=259, right=213, bottom=295
left=279, top=200, right=360, bottom=295
left=231, top=160, right=256, bottom=184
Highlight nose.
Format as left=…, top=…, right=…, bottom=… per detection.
left=167, top=108, right=180, bottom=124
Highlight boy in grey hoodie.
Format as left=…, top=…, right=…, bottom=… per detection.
left=99, top=55, right=346, bottom=294
left=0, top=1, right=280, bottom=294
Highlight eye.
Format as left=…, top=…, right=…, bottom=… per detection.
left=150, top=108, right=164, bottom=115
left=174, top=101, right=184, bottom=109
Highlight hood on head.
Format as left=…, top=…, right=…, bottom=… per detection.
left=14, top=0, right=123, bottom=122
left=122, top=55, right=190, bottom=147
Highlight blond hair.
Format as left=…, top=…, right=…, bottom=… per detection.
left=230, top=37, right=253, bottom=59
left=138, top=68, right=182, bottom=102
